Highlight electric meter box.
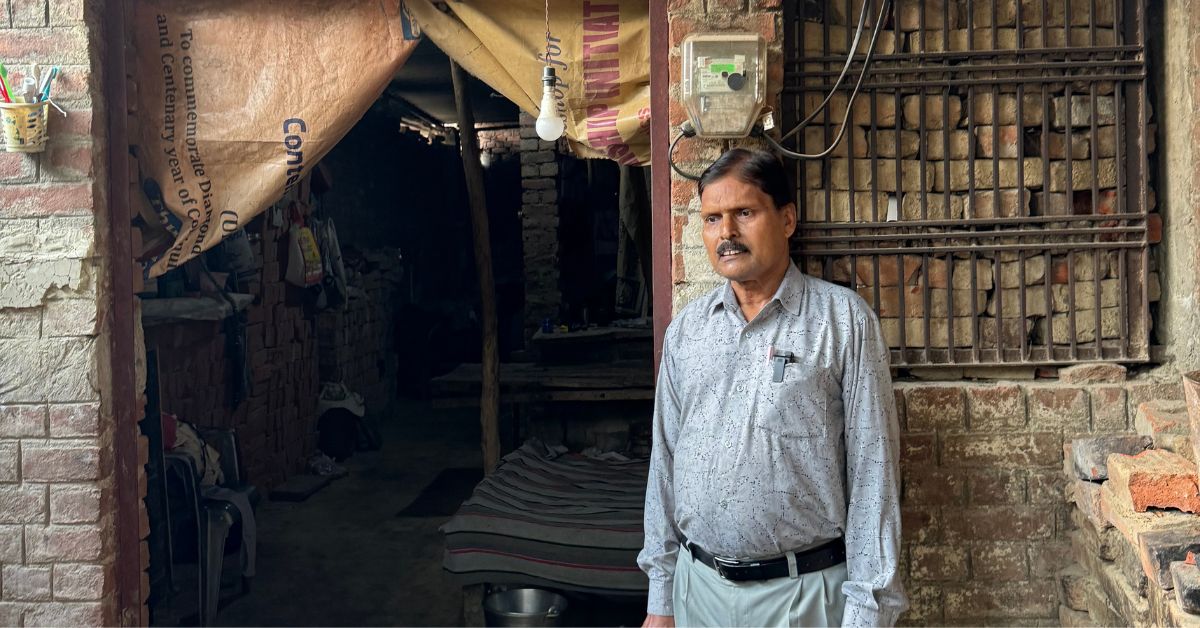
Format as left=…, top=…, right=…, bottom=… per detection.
left=680, top=33, right=767, bottom=138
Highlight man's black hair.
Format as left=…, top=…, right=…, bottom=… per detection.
left=697, top=148, right=794, bottom=210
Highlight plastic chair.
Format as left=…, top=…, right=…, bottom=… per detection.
left=164, top=428, right=259, bottom=626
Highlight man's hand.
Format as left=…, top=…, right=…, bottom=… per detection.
left=642, top=613, right=675, bottom=627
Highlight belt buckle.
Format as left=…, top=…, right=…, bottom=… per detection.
left=712, top=555, right=741, bottom=580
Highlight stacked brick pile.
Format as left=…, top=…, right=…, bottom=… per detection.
left=239, top=212, right=320, bottom=488
left=316, top=249, right=402, bottom=411
left=892, top=363, right=1186, bottom=624
left=147, top=207, right=321, bottom=490
left=1057, top=395, right=1200, bottom=626
left=795, top=0, right=1160, bottom=351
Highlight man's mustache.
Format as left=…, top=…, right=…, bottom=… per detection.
left=716, top=240, right=749, bottom=256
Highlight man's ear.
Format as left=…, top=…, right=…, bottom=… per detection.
left=781, top=202, right=797, bottom=239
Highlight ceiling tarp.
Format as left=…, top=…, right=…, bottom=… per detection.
left=132, top=0, right=419, bottom=278
left=403, top=0, right=651, bottom=166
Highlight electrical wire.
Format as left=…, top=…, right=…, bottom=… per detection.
left=779, top=0, right=874, bottom=143
left=765, top=0, right=891, bottom=160
left=668, top=130, right=704, bottom=181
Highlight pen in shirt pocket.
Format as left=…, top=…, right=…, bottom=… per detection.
left=768, top=345, right=795, bottom=383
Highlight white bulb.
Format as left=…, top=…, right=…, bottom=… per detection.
left=535, top=82, right=565, bottom=142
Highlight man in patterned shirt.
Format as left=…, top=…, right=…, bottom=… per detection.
left=638, top=148, right=907, bottom=627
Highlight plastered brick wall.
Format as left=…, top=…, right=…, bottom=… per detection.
left=0, top=0, right=117, bottom=625
left=665, top=0, right=1188, bottom=624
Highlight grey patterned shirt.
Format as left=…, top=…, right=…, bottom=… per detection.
left=638, top=262, right=907, bottom=626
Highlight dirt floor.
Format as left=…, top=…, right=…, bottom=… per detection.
left=215, top=400, right=481, bottom=626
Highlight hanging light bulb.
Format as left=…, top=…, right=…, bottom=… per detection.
left=535, top=66, right=564, bottom=142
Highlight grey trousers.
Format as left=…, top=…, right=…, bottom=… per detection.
left=673, top=545, right=849, bottom=627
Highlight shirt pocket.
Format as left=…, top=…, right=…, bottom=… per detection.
left=751, top=367, right=828, bottom=439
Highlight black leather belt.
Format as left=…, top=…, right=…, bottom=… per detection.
left=680, top=534, right=846, bottom=582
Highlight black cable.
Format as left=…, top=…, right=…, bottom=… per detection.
left=668, top=130, right=704, bottom=181
left=779, top=0, right=874, bottom=142
left=766, top=0, right=891, bottom=160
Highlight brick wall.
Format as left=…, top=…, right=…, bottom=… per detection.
left=144, top=209, right=322, bottom=491
left=518, top=112, right=562, bottom=335
left=664, top=0, right=1190, bottom=624
left=0, top=0, right=115, bottom=625
left=317, top=249, right=402, bottom=414
left=477, top=128, right=521, bottom=164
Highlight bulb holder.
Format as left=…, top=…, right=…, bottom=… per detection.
left=542, top=65, right=557, bottom=86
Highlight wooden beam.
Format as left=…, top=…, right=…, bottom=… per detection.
left=650, top=0, right=672, bottom=376
left=450, top=60, right=501, bottom=473
left=104, top=0, right=144, bottom=623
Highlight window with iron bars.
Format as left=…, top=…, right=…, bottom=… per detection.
left=782, top=0, right=1156, bottom=367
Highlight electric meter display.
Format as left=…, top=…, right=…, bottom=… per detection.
left=680, top=33, right=767, bottom=138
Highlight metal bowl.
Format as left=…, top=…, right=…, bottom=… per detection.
left=483, top=588, right=569, bottom=627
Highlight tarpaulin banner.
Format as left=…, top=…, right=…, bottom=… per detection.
left=132, top=0, right=418, bottom=278
left=403, top=0, right=651, bottom=166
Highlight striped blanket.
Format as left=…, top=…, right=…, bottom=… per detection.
left=441, top=443, right=650, bottom=594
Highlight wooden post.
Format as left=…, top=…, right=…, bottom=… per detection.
left=450, top=60, right=501, bottom=473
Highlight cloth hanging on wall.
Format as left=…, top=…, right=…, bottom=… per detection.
left=130, top=0, right=419, bottom=278
left=402, top=0, right=651, bottom=166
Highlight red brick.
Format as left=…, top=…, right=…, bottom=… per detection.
left=705, top=0, right=746, bottom=11
left=2, top=564, right=51, bottom=601
left=941, top=432, right=1062, bottom=467
left=41, top=143, right=93, bottom=181
left=1059, top=362, right=1127, bottom=384
left=0, top=485, right=46, bottom=522
left=904, top=468, right=966, bottom=505
left=49, top=485, right=100, bottom=523
left=753, top=0, right=782, bottom=10
left=0, top=27, right=89, bottom=64
left=1069, top=434, right=1150, bottom=480
left=9, top=0, right=47, bottom=27
left=970, top=543, right=1028, bottom=580
left=904, top=386, right=966, bottom=431
left=0, top=182, right=93, bottom=218
left=1029, top=540, right=1073, bottom=575
left=1148, top=212, right=1162, bottom=244
left=48, top=0, right=84, bottom=25
left=0, top=404, right=45, bottom=437
left=1126, top=381, right=1184, bottom=416
left=1028, top=469, right=1065, bottom=503
left=667, top=0, right=696, bottom=11
left=53, top=108, right=93, bottom=139
left=1134, top=400, right=1188, bottom=437
left=51, top=563, right=103, bottom=600
left=944, top=506, right=1055, bottom=542
left=911, top=544, right=968, bottom=580
left=48, top=402, right=98, bottom=437
left=968, top=469, right=1026, bottom=505
left=20, top=441, right=99, bottom=482
left=669, top=16, right=697, bottom=48
left=1099, top=481, right=1197, bottom=547
left=41, top=64, right=90, bottom=104
left=1090, top=386, right=1127, bottom=432
left=1026, top=386, right=1089, bottom=431
left=1137, top=525, right=1200, bottom=590
left=1073, top=479, right=1108, bottom=530
left=900, top=432, right=936, bottom=465
left=903, top=507, right=941, bottom=544
left=965, top=385, right=1025, bottom=431
left=0, top=152, right=36, bottom=183
left=25, top=525, right=102, bottom=562
left=943, top=581, right=1058, bottom=619
left=1107, top=449, right=1200, bottom=513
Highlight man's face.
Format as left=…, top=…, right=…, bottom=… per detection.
left=700, top=176, right=797, bottom=283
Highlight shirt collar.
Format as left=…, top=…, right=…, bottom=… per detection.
left=709, top=261, right=807, bottom=318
